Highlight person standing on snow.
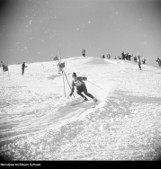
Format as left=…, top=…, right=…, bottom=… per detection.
left=69, top=72, right=97, bottom=102
left=57, top=62, right=63, bottom=74
left=22, top=62, right=27, bottom=75
left=138, top=56, right=142, bottom=70
left=82, top=49, right=86, bottom=57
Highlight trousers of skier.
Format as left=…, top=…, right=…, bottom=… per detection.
left=69, top=72, right=97, bottom=102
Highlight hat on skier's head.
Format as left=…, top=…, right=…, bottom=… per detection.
left=72, top=72, right=77, bottom=77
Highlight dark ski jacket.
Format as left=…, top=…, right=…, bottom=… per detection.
left=70, top=76, right=87, bottom=95
left=22, top=63, right=27, bottom=70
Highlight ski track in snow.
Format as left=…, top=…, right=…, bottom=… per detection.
left=0, top=57, right=161, bottom=160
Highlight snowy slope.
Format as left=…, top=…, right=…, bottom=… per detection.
left=0, top=56, right=161, bottom=160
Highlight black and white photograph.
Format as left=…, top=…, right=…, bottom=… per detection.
left=0, top=0, right=161, bottom=161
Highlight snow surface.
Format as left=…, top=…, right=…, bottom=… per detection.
left=0, top=56, right=161, bottom=160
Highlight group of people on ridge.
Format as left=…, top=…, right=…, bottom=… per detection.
left=102, top=51, right=147, bottom=70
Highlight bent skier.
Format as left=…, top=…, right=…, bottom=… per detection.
left=69, top=72, right=97, bottom=102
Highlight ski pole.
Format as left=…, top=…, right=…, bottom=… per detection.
left=63, top=70, right=75, bottom=97
left=8, top=70, right=10, bottom=80
left=7, top=62, right=10, bottom=80
left=62, top=71, right=66, bottom=97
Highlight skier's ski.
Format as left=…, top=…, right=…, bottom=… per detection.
left=71, top=100, right=88, bottom=106
left=90, top=100, right=99, bottom=108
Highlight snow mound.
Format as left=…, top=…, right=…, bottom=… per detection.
left=0, top=56, right=161, bottom=160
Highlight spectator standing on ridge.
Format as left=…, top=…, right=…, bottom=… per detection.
left=134, top=56, right=137, bottom=62
left=107, top=53, right=111, bottom=59
left=22, top=62, right=27, bottom=75
left=138, top=56, right=142, bottom=70
left=121, top=52, right=125, bottom=60
left=129, top=54, right=132, bottom=61
left=82, top=49, right=86, bottom=57
left=125, top=53, right=129, bottom=60
left=142, top=58, right=146, bottom=64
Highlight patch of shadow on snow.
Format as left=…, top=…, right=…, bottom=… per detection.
left=115, top=91, right=161, bottom=104
left=0, top=153, right=12, bottom=161
left=1, top=90, right=161, bottom=160
left=48, top=74, right=60, bottom=80
left=152, top=147, right=161, bottom=161
left=85, top=58, right=110, bottom=65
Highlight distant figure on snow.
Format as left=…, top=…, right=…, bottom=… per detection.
left=1, top=62, right=8, bottom=72
left=57, top=62, right=62, bottom=74
left=125, top=52, right=129, bottom=60
left=134, top=56, right=137, bottom=62
left=125, top=53, right=129, bottom=60
left=106, top=53, right=111, bottom=59
left=137, top=56, right=142, bottom=70
left=142, top=58, right=146, bottom=64
left=127, top=53, right=132, bottom=61
left=82, top=49, right=86, bottom=57
left=69, top=72, right=97, bottom=102
left=121, top=52, right=125, bottom=60
left=22, top=62, right=27, bottom=75
left=156, top=58, right=161, bottom=67
left=102, top=55, right=105, bottom=59
left=57, top=62, right=65, bottom=74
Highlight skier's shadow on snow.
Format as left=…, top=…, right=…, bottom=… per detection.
left=55, top=99, right=94, bottom=120
left=48, top=73, right=72, bottom=80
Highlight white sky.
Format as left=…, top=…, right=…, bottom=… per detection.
left=0, top=0, right=161, bottom=66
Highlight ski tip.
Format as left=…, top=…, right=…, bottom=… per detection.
left=93, top=98, right=98, bottom=103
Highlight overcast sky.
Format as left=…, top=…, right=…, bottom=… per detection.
left=0, top=0, right=161, bottom=66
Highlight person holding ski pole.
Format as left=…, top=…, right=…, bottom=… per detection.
left=69, top=72, right=97, bottom=102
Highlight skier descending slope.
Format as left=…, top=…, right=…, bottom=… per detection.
left=69, top=72, right=97, bottom=103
